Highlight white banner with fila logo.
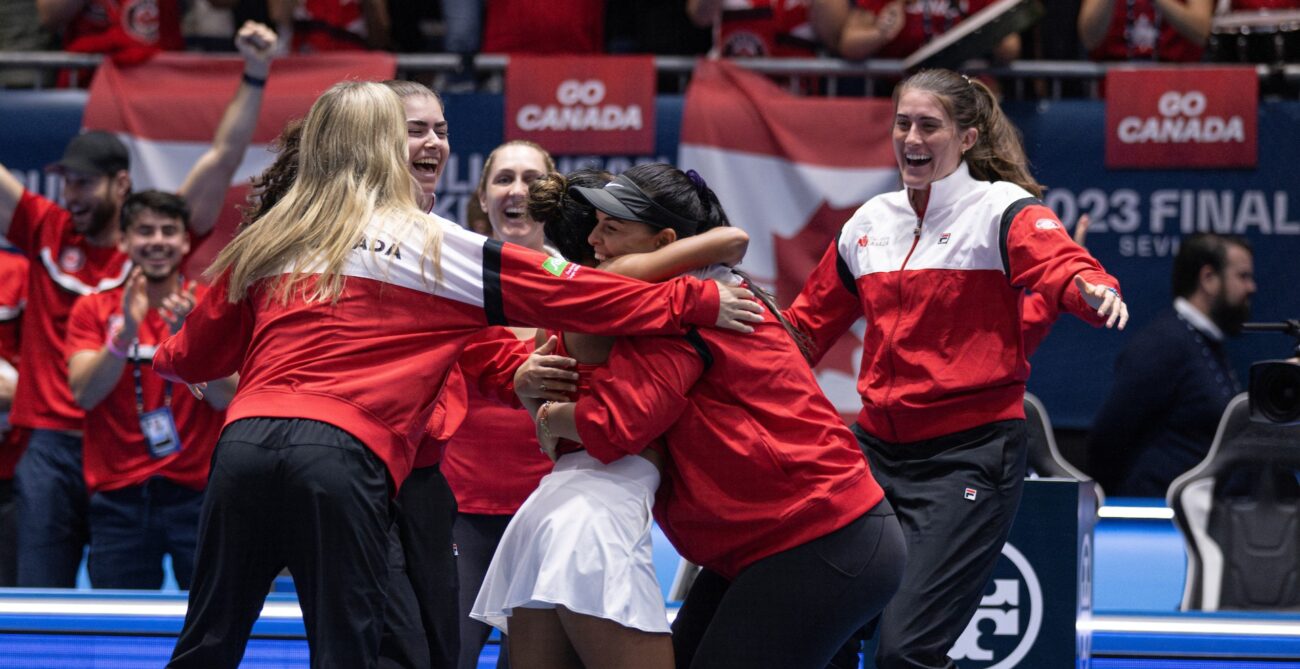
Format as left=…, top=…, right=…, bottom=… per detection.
left=678, top=60, right=898, bottom=419
left=1105, top=67, right=1257, bottom=169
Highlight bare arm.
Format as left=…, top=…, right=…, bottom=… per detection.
left=992, top=32, right=1020, bottom=63
left=200, top=373, right=239, bottom=409
left=0, top=361, right=16, bottom=413
left=361, top=0, right=391, bottom=49
left=687, top=0, right=723, bottom=28
left=35, top=0, right=87, bottom=32
left=68, top=349, right=128, bottom=410
left=836, top=2, right=906, bottom=60
left=1078, top=0, right=1118, bottom=51
left=0, top=165, right=24, bottom=238
left=178, top=22, right=277, bottom=237
left=1154, top=0, right=1213, bottom=46
left=810, top=0, right=851, bottom=54
left=599, top=227, right=749, bottom=283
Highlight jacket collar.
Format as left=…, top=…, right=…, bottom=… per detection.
left=918, top=161, right=980, bottom=216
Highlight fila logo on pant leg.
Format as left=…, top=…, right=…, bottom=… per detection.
left=964, top=487, right=977, bottom=501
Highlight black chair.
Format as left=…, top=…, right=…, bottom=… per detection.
left=1024, top=392, right=1104, bottom=505
left=1168, top=392, right=1300, bottom=611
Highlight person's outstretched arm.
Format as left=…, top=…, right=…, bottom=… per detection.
left=178, top=21, right=278, bottom=238
left=784, top=240, right=864, bottom=366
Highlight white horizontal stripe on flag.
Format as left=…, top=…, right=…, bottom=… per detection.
left=679, top=144, right=897, bottom=287
left=117, top=135, right=277, bottom=192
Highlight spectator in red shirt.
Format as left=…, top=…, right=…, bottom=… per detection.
left=0, top=21, right=274, bottom=588
left=37, top=0, right=184, bottom=67
left=65, top=191, right=237, bottom=590
left=819, top=0, right=1020, bottom=62
left=0, top=249, right=28, bottom=587
left=689, top=0, right=835, bottom=57
left=482, top=0, right=604, bottom=54
left=1079, top=0, right=1213, bottom=61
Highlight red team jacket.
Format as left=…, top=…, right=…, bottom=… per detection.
left=7, top=191, right=132, bottom=432
left=440, top=327, right=552, bottom=514
left=574, top=269, right=884, bottom=580
left=413, top=328, right=530, bottom=469
left=786, top=163, right=1120, bottom=444
left=0, top=252, right=29, bottom=479
left=152, top=215, right=722, bottom=489
left=66, top=285, right=224, bottom=493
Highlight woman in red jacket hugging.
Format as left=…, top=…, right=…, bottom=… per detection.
left=503, top=163, right=907, bottom=668
left=469, top=165, right=753, bottom=669
left=785, top=68, right=1128, bottom=669
left=151, top=82, right=765, bottom=669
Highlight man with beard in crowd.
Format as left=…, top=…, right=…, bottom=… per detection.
left=1089, top=233, right=1256, bottom=497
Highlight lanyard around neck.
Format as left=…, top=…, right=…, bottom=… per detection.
left=131, top=340, right=172, bottom=415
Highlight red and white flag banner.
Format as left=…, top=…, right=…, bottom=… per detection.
left=679, top=60, right=898, bottom=416
left=84, top=52, right=397, bottom=276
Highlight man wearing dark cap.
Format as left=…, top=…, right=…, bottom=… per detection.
left=0, top=20, right=276, bottom=587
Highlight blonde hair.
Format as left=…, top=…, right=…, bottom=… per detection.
left=208, top=81, right=442, bottom=303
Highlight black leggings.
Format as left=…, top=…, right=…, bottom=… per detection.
left=671, top=501, right=906, bottom=669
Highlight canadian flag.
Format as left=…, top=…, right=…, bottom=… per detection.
left=679, top=60, right=900, bottom=417
left=83, top=52, right=396, bottom=276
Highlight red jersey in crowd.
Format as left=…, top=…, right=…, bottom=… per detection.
left=483, top=0, right=605, bottom=54
left=715, top=0, right=819, bottom=57
left=291, top=0, right=368, bottom=52
left=1230, top=0, right=1300, bottom=8
left=574, top=268, right=883, bottom=580
left=62, top=0, right=184, bottom=63
left=65, top=284, right=225, bottom=493
left=441, top=329, right=552, bottom=515
left=0, top=251, right=29, bottom=480
left=852, top=0, right=998, bottom=58
left=1088, top=0, right=1205, bottom=62
left=786, top=163, right=1119, bottom=444
left=7, top=191, right=132, bottom=433
left=153, top=216, right=722, bottom=489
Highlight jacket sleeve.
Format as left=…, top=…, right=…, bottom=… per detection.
left=783, top=241, right=863, bottom=366
left=489, top=242, right=721, bottom=335
left=574, top=334, right=703, bottom=464
left=1003, top=202, right=1118, bottom=327
left=1020, top=291, right=1058, bottom=357
left=153, top=275, right=254, bottom=384
left=457, top=327, right=532, bottom=408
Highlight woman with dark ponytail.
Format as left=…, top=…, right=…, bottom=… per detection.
left=487, top=163, right=906, bottom=667
left=469, top=164, right=751, bottom=668
left=786, top=68, right=1127, bottom=669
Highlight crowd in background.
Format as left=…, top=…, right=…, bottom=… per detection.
left=3, top=0, right=1300, bottom=91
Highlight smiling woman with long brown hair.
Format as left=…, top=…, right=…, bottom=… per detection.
left=786, top=68, right=1128, bottom=669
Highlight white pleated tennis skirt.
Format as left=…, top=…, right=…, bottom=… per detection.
left=470, top=450, right=669, bottom=635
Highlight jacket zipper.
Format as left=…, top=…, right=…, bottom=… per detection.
left=879, top=216, right=924, bottom=442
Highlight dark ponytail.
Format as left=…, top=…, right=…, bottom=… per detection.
left=527, top=168, right=611, bottom=265
left=239, top=117, right=304, bottom=231
left=731, top=268, right=815, bottom=361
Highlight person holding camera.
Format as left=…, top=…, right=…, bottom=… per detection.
left=1089, top=233, right=1257, bottom=497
